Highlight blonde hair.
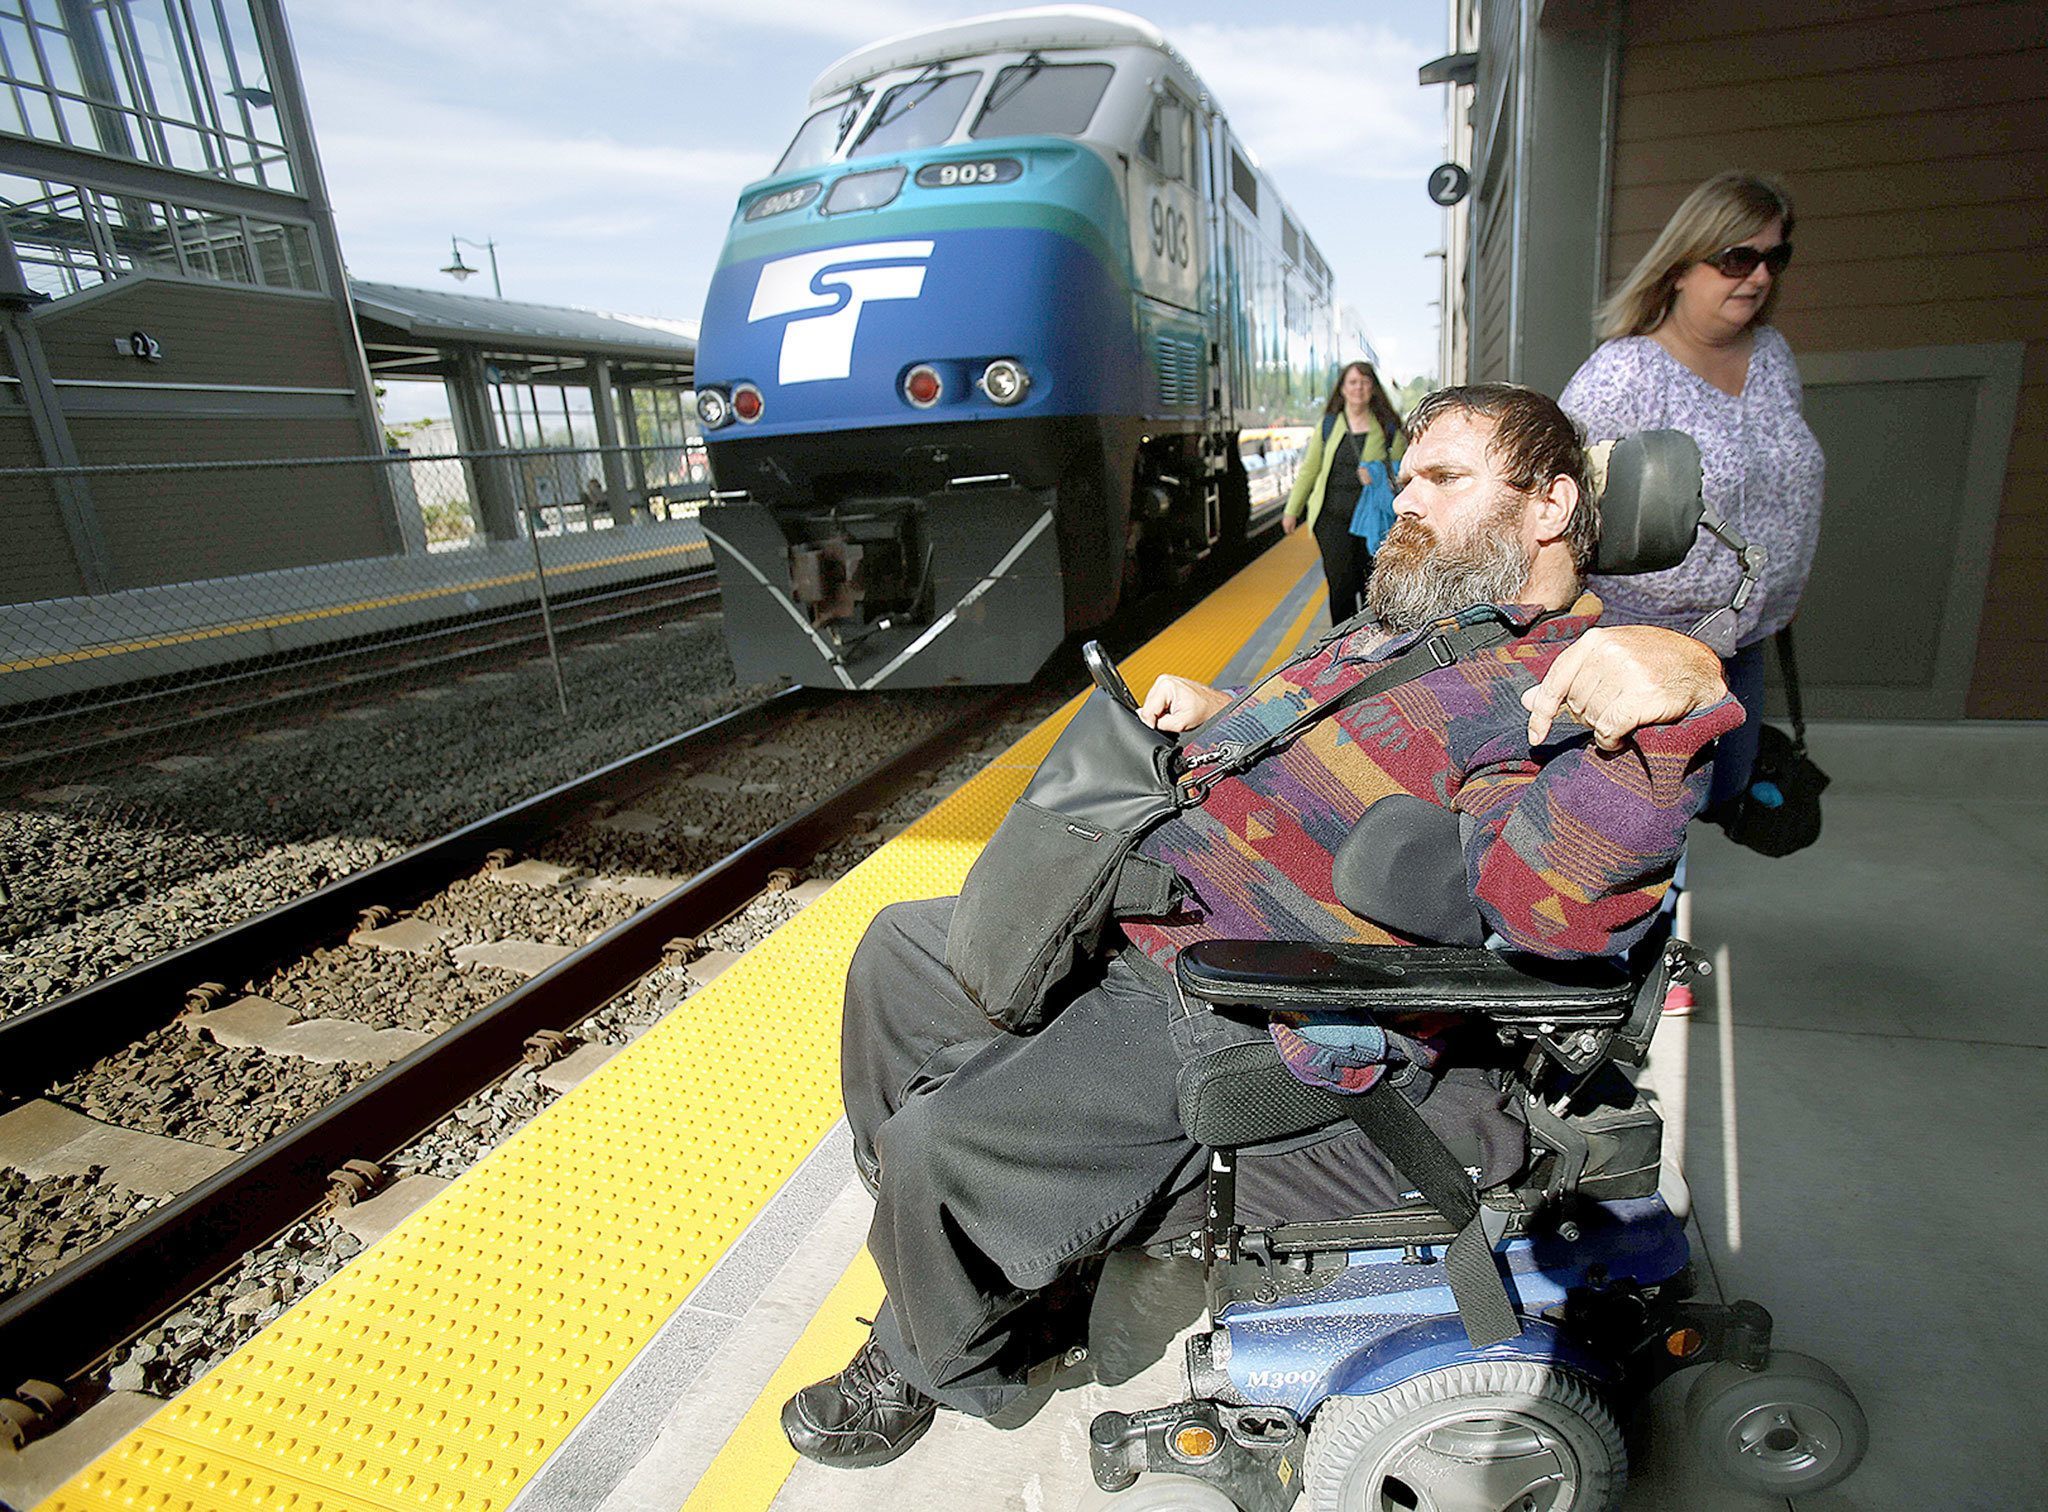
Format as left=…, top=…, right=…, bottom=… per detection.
left=1597, top=172, right=1795, bottom=341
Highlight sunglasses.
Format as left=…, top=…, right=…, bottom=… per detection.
left=1702, top=241, right=1793, bottom=278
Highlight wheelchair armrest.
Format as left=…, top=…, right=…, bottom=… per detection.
left=1174, top=940, right=1638, bottom=1022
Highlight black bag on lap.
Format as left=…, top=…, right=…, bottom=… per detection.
left=945, top=613, right=1519, bottom=1033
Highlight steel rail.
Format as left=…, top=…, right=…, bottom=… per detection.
left=0, top=575, right=721, bottom=779
left=0, top=564, right=719, bottom=738
left=0, top=687, right=1013, bottom=1389
left=0, top=686, right=821, bottom=1102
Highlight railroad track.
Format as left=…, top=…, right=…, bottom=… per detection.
left=0, top=516, right=1288, bottom=1451
left=0, top=566, right=721, bottom=788
left=0, top=679, right=1030, bottom=1443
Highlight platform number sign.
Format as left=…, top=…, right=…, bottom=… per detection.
left=116, top=329, right=164, bottom=361
left=1427, top=163, right=1471, bottom=207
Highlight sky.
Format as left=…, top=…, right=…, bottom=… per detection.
left=282, top=2, right=1456, bottom=424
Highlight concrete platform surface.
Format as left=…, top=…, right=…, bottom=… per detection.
left=544, top=719, right=2044, bottom=1512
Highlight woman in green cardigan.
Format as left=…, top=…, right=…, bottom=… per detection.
left=1283, top=360, right=1408, bottom=623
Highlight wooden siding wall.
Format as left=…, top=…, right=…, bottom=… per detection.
left=36, top=279, right=354, bottom=390
left=0, top=410, right=83, bottom=601
left=1469, top=0, right=1523, bottom=383
left=63, top=417, right=393, bottom=591
left=1609, top=0, right=2048, bottom=716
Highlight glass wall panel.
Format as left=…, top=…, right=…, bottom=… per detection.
left=1, top=170, right=317, bottom=293
left=0, top=0, right=296, bottom=191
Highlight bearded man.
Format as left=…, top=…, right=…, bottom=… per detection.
left=783, top=384, right=1741, bottom=1470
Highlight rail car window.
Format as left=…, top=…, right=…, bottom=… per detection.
left=1139, top=91, right=1195, bottom=183
left=1230, top=149, right=1257, bottom=213
left=970, top=60, right=1113, bottom=139
left=776, top=95, right=868, bottom=174
left=852, top=72, right=981, bottom=160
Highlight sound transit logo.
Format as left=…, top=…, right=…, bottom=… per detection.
left=748, top=240, right=935, bottom=385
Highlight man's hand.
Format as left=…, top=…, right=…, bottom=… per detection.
left=1139, top=675, right=1234, bottom=733
left=1522, top=626, right=1728, bottom=751
left=1281, top=512, right=1299, bottom=535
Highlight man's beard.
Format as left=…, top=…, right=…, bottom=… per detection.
left=1366, top=491, right=1534, bottom=632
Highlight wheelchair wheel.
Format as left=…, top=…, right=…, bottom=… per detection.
left=1684, top=1350, right=1867, bottom=1496
left=1072, top=1471, right=1240, bottom=1511
left=1301, top=1361, right=1624, bottom=1512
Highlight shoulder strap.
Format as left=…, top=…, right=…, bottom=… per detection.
left=1343, top=1082, right=1520, bottom=1347
left=1773, top=626, right=1807, bottom=747
left=1178, top=609, right=1518, bottom=802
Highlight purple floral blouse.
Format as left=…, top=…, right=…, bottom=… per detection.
left=1560, top=326, right=1825, bottom=649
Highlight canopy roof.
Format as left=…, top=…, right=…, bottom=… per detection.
left=351, top=280, right=695, bottom=385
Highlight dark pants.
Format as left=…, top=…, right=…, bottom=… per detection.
left=840, top=898, right=1528, bottom=1418
left=1312, top=496, right=1372, bottom=624
left=843, top=898, right=1206, bottom=1417
left=1707, top=640, right=1769, bottom=814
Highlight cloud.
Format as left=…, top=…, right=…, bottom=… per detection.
left=1173, top=21, right=1441, bottom=182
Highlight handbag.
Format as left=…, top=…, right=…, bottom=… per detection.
left=944, top=610, right=1521, bottom=1033
left=1717, top=627, right=1829, bottom=857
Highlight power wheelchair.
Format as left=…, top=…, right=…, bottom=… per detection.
left=1079, top=434, right=1868, bottom=1512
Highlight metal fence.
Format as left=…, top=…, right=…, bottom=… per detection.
left=3, top=441, right=711, bottom=702
left=0, top=430, right=1309, bottom=967
left=0, top=443, right=726, bottom=942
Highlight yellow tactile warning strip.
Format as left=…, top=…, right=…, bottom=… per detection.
left=0, top=540, right=709, bottom=675
left=48, top=529, right=1321, bottom=1512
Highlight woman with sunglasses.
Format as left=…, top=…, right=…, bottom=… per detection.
left=1561, top=170, right=1823, bottom=819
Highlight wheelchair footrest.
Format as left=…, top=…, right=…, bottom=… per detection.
left=1090, top=1400, right=1306, bottom=1512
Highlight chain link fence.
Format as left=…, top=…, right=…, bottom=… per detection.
left=0, top=442, right=741, bottom=973
left=0, top=428, right=1307, bottom=1007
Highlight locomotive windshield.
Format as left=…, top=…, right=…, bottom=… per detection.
left=970, top=60, right=1114, bottom=139
left=776, top=93, right=867, bottom=174
left=851, top=71, right=981, bottom=159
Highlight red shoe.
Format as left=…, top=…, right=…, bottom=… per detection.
left=1662, top=984, right=1696, bottom=1017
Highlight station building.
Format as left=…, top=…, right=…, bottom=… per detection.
left=1, top=0, right=698, bottom=704
left=0, top=0, right=398, bottom=602
left=1430, top=0, right=2046, bottom=720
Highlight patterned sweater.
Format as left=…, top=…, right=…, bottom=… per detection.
left=1118, top=594, right=1744, bottom=1091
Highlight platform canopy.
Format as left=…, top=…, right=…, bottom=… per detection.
left=351, top=280, right=696, bottom=389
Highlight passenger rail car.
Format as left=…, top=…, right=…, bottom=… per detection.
left=694, top=5, right=1348, bottom=689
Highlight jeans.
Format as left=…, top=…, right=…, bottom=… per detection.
left=1708, top=640, right=1769, bottom=814
left=1312, top=496, right=1372, bottom=624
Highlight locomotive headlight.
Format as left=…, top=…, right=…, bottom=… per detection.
left=696, top=388, right=731, bottom=428
left=979, top=359, right=1030, bottom=406
left=903, top=364, right=943, bottom=408
left=731, top=383, right=764, bottom=423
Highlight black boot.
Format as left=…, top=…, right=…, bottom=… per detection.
left=781, top=1334, right=939, bottom=1469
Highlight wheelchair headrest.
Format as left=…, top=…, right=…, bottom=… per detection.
left=1589, top=430, right=1704, bottom=576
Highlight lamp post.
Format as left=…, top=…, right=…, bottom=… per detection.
left=440, top=235, right=502, bottom=298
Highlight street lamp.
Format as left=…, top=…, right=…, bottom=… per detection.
left=440, top=235, right=502, bottom=298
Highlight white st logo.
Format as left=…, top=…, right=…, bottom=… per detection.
left=748, top=240, right=934, bottom=385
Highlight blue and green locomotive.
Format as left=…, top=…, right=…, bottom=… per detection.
left=693, top=6, right=1349, bottom=689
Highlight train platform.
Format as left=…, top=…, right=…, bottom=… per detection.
left=20, top=531, right=2045, bottom=1511
left=0, top=517, right=709, bottom=708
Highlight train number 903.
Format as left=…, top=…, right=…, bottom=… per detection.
left=915, top=158, right=1023, bottom=188
left=1149, top=197, right=1191, bottom=268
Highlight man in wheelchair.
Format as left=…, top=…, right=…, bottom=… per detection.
left=783, top=385, right=1865, bottom=1506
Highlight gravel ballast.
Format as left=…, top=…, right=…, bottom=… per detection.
left=2, top=616, right=765, bottom=1016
